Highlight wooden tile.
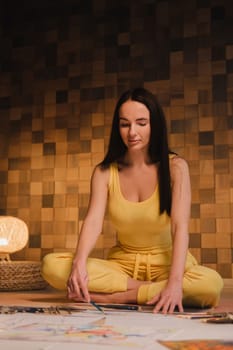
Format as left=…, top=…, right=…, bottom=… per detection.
left=201, top=248, right=217, bottom=264
left=217, top=248, right=231, bottom=264
left=200, top=218, right=216, bottom=233
left=201, top=233, right=216, bottom=248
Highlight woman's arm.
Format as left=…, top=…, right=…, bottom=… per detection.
left=148, top=156, right=191, bottom=313
left=167, top=156, right=191, bottom=299
left=67, top=165, right=109, bottom=302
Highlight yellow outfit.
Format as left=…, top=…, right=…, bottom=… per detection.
left=42, top=163, right=223, bottom=307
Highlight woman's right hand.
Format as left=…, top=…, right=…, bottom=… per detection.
left=67, top=261, right=90, bottom=302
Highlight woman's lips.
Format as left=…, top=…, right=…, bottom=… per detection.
left=128, top=139, right=140, bottom=145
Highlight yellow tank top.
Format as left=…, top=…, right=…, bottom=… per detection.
left=107, top=163, right=172, bottom=253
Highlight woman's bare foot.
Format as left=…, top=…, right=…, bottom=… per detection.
left=90, top=278, right=151, bottom=304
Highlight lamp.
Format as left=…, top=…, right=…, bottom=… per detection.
left=0, top=216, right=47, bottom=291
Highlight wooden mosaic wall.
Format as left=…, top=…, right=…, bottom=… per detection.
left=0, top=0, right=232, bottom=277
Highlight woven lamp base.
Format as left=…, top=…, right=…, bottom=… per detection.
left=0, top=261, right=48, bottom=291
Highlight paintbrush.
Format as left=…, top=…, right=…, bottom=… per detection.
left=79, top=288, right=105, bottom=314
left=90, top=301, right=105, bottom=314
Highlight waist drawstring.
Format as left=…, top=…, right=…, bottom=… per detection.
left=133, top=253, right=140, bottom=279
left=133, top=253, right=152, bottom=281
left=146, top=253, right=151, bottom=280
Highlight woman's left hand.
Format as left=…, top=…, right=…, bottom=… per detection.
left=146, top=282, right=183, bottom=314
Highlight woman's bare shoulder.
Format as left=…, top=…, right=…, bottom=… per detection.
left=169, top=155, right=190, bottom=180
left=170, top=155, right=189, bottom=167
left=92, top=164, right=111, bottom=185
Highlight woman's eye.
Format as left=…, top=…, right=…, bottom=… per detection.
left=120, top=123, right=130, bottom=128
left=119, top=121, right=148, bottom=127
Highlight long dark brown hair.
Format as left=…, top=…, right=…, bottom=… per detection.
left=100, top=87, right=173, bottom=215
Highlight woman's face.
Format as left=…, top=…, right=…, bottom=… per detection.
left=119, top=100, right=151, bottom=151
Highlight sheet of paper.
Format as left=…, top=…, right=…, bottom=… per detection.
left=0, top=310, right=232, bottom=350
left=0, top=311, right=182, bottom=348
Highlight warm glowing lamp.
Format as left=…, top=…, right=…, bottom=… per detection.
left=0, top=216, right=47, bottom=291
left=0, top=216, right=28, bottom=261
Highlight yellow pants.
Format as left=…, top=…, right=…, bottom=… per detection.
left=42, top=247, right=223, bottom=308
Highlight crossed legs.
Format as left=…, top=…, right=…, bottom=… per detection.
left=42, top=252, right=223, bottom=308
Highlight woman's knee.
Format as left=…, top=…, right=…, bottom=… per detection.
left=183, top=266, right=224, bottom=307
left=87, top=258, right=128, bottom=293
left=202, top=268, right=224, bottom=306
left=41, top=252, right=73, bottom=290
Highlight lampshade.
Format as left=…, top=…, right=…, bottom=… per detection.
left=0, top=216, right=28, bottom=254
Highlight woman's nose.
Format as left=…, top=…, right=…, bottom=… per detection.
left=129, top=124, right=136, bottom=136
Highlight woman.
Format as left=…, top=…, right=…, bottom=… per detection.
left=42, top=87, right=223, bottom=313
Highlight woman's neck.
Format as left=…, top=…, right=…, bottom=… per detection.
left=121, top=150, right=152, bottom=168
